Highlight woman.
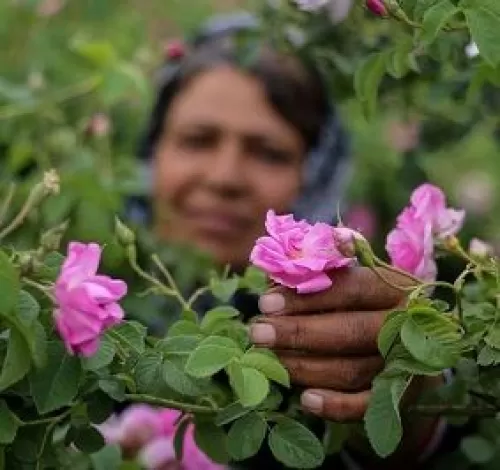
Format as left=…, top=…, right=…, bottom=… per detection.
left=128, top=11, right=452, bottom=470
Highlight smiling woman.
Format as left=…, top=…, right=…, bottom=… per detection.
left=137, top=12, right=350, bottom=269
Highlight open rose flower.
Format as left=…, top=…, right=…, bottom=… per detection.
left=54, top=242, right=127, bottom=356
left=250, top=210, right=355, bottom=293
left=386, top=208, right=437, bottom=282
left=410, top=183, right=465, bottom=238
left=101, top=407, right=225, bottom=470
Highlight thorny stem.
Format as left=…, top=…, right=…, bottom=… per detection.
left=187, top=286, right=210, bottom=308
left=22, top=278, right=55, bottom=302
left=125, top=394, right=218, bottom=414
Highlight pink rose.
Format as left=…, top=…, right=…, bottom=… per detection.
left=410, top=183, right=465, bottom=238
left=54, top=242, right=127, bottom=356
left=100, top=405, right=165, bottom=453
left=250, top=211, right=355, bottom=293
left=386, top=216, right=437, bottom=282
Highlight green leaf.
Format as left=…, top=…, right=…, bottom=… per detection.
left=29, top=341, right=82, bottom=414
left=90, top=444, right=122, bottom=470
left=228, top=412, right=267, bottom=460
left=36, top=251, right=65, bottom=280
left=0, top=400, right=19, bottom=444
left=185, top=337, right=243, bottom=378
left=419, top=0, right=458, bottom=44
left=268, top=417, right=325, bottom=469
left=460, top=435, right=495, bottom=464
left=201, top=306, right=240, bottom=332
left=134, top=351, right=163, bottom=393
left=156, top=335, right=202, bottom=356
left=0, top=329, right=31, bottom=391
left=0, top=249, right=20, bottom=316
left=401, top=310, right=461, bottom=369
left=108, top=322, right=146, bottom=355
left=241, top=350, right=290, bottom=387
left=242, top=266, right=268, bottom=294
left=378, top=310, right=407, bottom=357
left=210, top=278, right=239, bottom=302
left=82, top=336, right=116, bottom=371
left=18, top=290, right=40, bottom=325
left=99, top=378, right=125, bottom=401
left=227, top=362, right=269, bottom=408
left=180, top=308, right=198, bottom=323
left=462, top=0, right=500, bottom=66
left=364, top=376, right=411, bottom=457
left=73, top=426, right=106, bottom=453
left=354, top=53, right=387, bottom=118
left=173, top=418, right=190, bottom=461
left=162, top=357, right=205, bottom=397
left=168, top=320, right=201, bottom=337
left=477, top=344, right=500, bottom=366
left=193, top=419, right=230, bottom=464
left=215, top=402, right=252, bottom=426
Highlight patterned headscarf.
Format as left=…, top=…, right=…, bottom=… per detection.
left=132, top=11, right=352, bottom=225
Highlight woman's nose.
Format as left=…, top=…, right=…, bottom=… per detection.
left=203, top=140, right=248, bottom=196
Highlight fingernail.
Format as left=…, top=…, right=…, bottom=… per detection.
left=259, top=293, right=285, bottom=314
left=301, top=392, right=324, bottom=413
left=250, top=323, right=276, bottom=346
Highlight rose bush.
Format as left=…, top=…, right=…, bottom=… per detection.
left=1, top=1, right=500, bottom=469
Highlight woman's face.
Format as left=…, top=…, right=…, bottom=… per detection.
left=152, top=66, right=305, bottom=267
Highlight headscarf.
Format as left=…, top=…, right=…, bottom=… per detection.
left=130, top=11, right=352, bottom=225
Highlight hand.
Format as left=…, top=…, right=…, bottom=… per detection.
left=249, top=267, right=408, bottom=421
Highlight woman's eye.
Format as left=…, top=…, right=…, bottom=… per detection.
left=253, top=146, right=294, bottom=165
left=178, top=133, right=215, bottom=150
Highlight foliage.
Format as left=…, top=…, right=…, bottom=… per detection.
left=0, top=0, right=500, bottom=469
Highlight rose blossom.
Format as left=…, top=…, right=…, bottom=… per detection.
left=366, top=0, right=387, bottom=16
left=100, top=405, right=165, bottom=454
left=410, top=183, right=465, bottom=238
left=386, top=208, right=437, bottom=282
left=54, top=242, right=127, bottom=356
left=250, top=210, right=355, bottom=293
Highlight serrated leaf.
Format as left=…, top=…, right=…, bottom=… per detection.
left=227, top=362, right=269, bottom=408
left=134, top=351, right=163, bottom=393
left=241, top=351, right=290, bottom=387
left=215, top=402, right=252, bottom=426
left=0, top=329, right=31, bottom=391
left=99, top=378, right=125, bottom=401
left=419, top=0, right=458, bottom=45
left=364, top=376, right=411, bottom=457
left=168, top=320, right=201, bottom=337
left=156, top=335, right=202, bottom=356
left=323, top=422, right=350, bottom=455
left=462, top=0, right=500, bottom=66
left=0, top=400, right=19, bottom=444
left=242, top=266, right=268, bottom=294
left=477, top=344, right=500, bottom=366
left=162, top=357, right=205, bottom=397
left=82, top=336, right=116, bottom=371
left=210, top=278, right=239, bottom=302
left=18, top=290, right=40, bottom=325
left=193, top=419, right=230, bottom=464
left=201, top=306, right=240, bottom=332
left=401, top=310, right=461, bottom=369
left=109, top=322, right=146, bottom=355
left=29, top=341, right=82, bottom=414
left=378, top=310, right=407, bottom=357
left=228, top=412, right=267, bottom=460
left=268, top=417, right=325, bottom=469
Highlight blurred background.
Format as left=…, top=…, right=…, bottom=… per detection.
left=1, top=0, right=499, bottom=262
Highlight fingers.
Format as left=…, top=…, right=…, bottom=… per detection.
left=278, top=354, right=383, bottom=391
left=258, top=267, right=409, bottom=315
left=249, top=311, right=386, bottom=354
left=301, top=389, right=371, bottom=421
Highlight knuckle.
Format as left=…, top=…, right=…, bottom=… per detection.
left=290, top=320, right=308, bottom=349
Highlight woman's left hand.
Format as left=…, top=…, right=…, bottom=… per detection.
left=249, top=267, right=410, bottom=421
